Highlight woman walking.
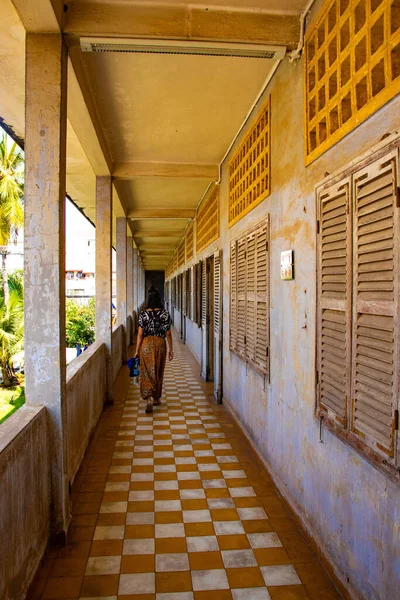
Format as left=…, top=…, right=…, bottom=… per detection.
left=134, top=286, right=174, bottom=413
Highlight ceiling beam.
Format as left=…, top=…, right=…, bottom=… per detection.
left=64, top=4, right=299, bottom=48
left=133, top=231, right=183, bottom=239
left=11, top=0, right=63, bottom=33
left=140, top=250, right=174, bottom=256
left=68, top=59, right=110, bottom=177
left=128, top=209, right=195, bottom=219
left=113, top=161, right=219, bottom=180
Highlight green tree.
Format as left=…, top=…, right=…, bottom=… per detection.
left=66, top=297, right=95, bottom=347
left=0, top=270, right=24, bottom=386
left=0, top=133, right=24, bottom=304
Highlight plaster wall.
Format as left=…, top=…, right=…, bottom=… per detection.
left=0, top=407, right=50, bottom=600
left=66, top=341, right=108, bottom=483
left=173, top=54, right=400, bottom=600
left=112, top=323, right=125, bottom=382
left=221, top=57, right=400, bottom=600
left=185, top=317, right=202, bottom=365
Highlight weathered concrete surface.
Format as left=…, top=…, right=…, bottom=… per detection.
left=127, top=238, right=134, bottom=343
left=112, top=324, right=125, bottom=382
left=217, top=56, right=400, bottom=600
left=116, top=217, right=127, bottom=329
left=95, top=175, right=113, bottom=401
left=0, top=406, right=50, bottom=600
left=24, top=32, right=69, bottom=537
left=133, top=249, right=138, bottom=313
left=66, top=341, right=108, bottom=483
left=126, top=315, right=134, bottom=349
left=185, top=317, right=202, bottom=366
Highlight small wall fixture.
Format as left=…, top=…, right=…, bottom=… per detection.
left=80, top=37, right=287, bottom=60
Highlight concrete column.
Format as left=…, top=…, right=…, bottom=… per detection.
left=24, top=33, right=68, bottom=538
left=127, top=237, right=133, bottom=317
left=116, top=217, right=127, bottom=328
left=133, top=248, right=138, bottom=313
left=127, top=237, right=133, bottom=344
left=95, top=176, right=113, bottom=400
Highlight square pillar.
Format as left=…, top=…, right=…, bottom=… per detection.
left=133, top=248, right=138, bottom=313
left=95, top=176, right=113, bottom=400
left=24, top=33, right=69, bottom=538
left=126, top=237, right=133, bottom=344
left=116, top=217, right=127, bottom=328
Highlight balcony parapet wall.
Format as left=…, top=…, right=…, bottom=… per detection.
left=0, top=406, right=50, bottom=600
left=66, top=341, right=108, bottom=484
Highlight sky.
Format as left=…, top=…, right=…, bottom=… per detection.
left=1, top=125, right=116, bottom=274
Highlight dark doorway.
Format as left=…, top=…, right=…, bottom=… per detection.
left=145, top=271, right=165, bottom=303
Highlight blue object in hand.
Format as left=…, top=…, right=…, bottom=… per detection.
left=128, top=357, right=140, bottom=377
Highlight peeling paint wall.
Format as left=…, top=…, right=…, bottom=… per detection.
left=66, top=341, right=108, bottom=483
left=180, top=54, right=400, bottom=600
left=0, top=407, right=50, bottom=600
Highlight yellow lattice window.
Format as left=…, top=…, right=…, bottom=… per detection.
left=186, top=222, right=194, bottom=262
left=178, top=238, right=185, bottom=268
left=304, top=0, right=400, bottom=165
left=166, top=259, right=173, bottom=278
left=196, top=185, right=220, bottom=253
left=228, top=96, right=271, bottom=227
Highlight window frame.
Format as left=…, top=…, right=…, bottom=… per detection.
left=229, top=217, right=270, bottom=380
left=315, top=138, right=400, bottom=483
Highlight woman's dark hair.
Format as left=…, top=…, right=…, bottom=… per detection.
left=146, top=286, right=163, bottom=309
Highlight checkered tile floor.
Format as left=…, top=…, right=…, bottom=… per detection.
left=30, top=338, right=341, bottom=600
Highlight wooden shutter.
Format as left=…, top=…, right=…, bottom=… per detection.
left=237, top=238, right=247, bottom=359
left=245, top=232, right=256, bottom=363
left=316, top=178, right=352, bottom=425
left=190, top=267, right=194, bottom=321
left=202, top=259, right=207, bottom=327
left=214, top=251, right=221, bottom=336
left=196, top=262, right=202, bottom=327
left=186, top=270, right=190, bottom=317
left=351, top=153, right=399, bottom=459
left=230, top=241, right=237, bottom=351
left=254, top=220, right=270, bottom=376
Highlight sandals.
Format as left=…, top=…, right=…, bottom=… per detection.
left=153, top=399, right=161, bottom=406
left=145, top=402, right=153, bottom=414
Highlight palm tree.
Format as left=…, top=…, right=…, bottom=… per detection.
left=0, top=133, right=24, bottom=304
left=0, top=271, right=24, bottom=386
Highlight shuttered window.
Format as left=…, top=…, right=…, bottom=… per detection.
left=196, top=262, right=202, bottom=327
left=230, top=218, right=270, bottom=378
left=185, top=269, right=191, bottom=318
left=316, top=147, right=400, bottom=470
left=190, top=267, right=195, bottom=321
left=202, top=258, right=207, bottom=328
left=214, top=252, right=221, bottom=337
left=317, top=178, right=352, bottom=426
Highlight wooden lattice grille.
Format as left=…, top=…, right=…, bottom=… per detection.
left=228, top=96, right=271, bottom=227
left=178, top=239, right=185, bottom=269
left=230, top=218, right=270, bottom=378
left=316, top=144, right=400, bottom=468
left=186, top=222, right=194, bottom=262
left=304, top=0, right=400, bottom=165
left=196, top=185, right=219, bottom=253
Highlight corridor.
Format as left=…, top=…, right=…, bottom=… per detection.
left=30, top=337, right=339, bottom=600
